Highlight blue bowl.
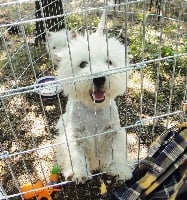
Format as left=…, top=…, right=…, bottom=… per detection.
left=35, top=76, right=60, bottom=99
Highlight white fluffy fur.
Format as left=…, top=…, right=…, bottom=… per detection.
left=55, top=20, right=133, bottom=183
left=46, top=29, right=77, bottom=65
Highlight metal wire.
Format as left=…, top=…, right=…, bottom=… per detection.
left=0, top=0, right=186, bottom=199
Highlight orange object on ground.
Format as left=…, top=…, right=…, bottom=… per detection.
left=49, top=165, right=59, bottom=185
left=50, top=173, right=59, bottom=183
left=20, top=180, right=61, bottom=200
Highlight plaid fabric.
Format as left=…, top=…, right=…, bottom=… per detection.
left=108, top=123, right=187, bottom=200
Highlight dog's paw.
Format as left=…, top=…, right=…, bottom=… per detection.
left=107, top=162, right=133, bottom=181
left=64, top=169, right=92, bottom=184
left=117, top=166, right=133, bottom=181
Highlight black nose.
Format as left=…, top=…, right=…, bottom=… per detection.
left=93, top=76, right=106, bottom=88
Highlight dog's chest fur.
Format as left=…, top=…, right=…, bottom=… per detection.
left=65, top=99, right=120, bottom=134
left=62, top=99, right=121, bottom=169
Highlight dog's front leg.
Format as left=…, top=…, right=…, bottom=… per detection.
left=63, top=139, right=92, bottom=183
left=102, top=130, right=133, bottom=181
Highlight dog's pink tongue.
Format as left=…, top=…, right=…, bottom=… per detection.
left=92, top=90, right=105, bottom=101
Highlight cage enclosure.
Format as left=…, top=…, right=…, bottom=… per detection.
left=0, top=0, right=186, bottom=199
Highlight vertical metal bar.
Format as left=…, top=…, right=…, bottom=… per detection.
left=136, top=0, right=147, bottom=162
left=166, top=1, right=183, bottom=127
left=151, top=0, right=166, bottom=136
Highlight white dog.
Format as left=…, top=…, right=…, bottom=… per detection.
left=55, top=11, right=133, bottom=183
left=46, top=29, right=77, bottom=65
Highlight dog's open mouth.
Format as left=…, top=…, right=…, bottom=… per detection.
left=90, top=89, right=105, bottom=103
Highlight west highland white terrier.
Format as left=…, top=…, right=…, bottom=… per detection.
left=46, top=29, right=77, bottom=65
left=55, top=11, right=133, bottom=183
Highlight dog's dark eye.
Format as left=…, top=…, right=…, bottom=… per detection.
left=79, top=61, right=88, bottom=68
left=53, top=46, right=56, bottom=49
left=106, top=59, right=112, bottom=65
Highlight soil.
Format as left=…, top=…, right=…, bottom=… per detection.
left=0, top=1, right=186, bottom=199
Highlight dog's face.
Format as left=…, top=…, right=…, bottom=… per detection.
left=57, top=34, right=129, bottom=109
left=46, top=30, right=68, bottom=52
left=46, top=29, right=77, bottom=54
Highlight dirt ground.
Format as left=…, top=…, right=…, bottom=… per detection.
left=0, top=0, right=186, bottom=199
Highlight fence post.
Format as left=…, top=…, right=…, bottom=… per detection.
left=35, top=0, right=65, bottom=45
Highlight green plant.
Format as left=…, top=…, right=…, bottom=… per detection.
left=129, top=32, right=143, bottom=60
left=25, top=24, right=35, bottom=35
left=67, top=14, right=100, bottom=31
left=157, top=94, right=164, bottom=102
left=174, top=83, right=186, bottom=99
left=161, top=46, right=174, bottom=57
left=137, top=13, right=144, bottom=22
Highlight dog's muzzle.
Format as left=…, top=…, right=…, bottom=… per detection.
left=90, top=77, right=106, bottom=103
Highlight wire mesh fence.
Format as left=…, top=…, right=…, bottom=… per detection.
left=0, top=0, right=187, bottom=199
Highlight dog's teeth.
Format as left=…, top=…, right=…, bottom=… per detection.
left=92, top=90, right=105, bottom=101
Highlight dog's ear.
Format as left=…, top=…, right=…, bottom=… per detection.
left=69, top=29, right=78, bottom=39
left=96, top=10, right=106, bottom=36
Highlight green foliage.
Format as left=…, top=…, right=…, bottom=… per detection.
left=174, top=83, right=186, bottom=99
left=163, top=23, right=177, bottom=34
left=137, top=13, right=144, bottom=22
left=129, top=32, right=143, bottom=61
left=129, top=21, right=186, bottom=82
left=67, top=14, right=84, bottom=29
left=24, top=24, right=35, bottom=35
left=157, top=94, right=164, bottom=102
left=67, top=14, right=100, bottom=31
left=161, top=46, right=174, bottom=57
